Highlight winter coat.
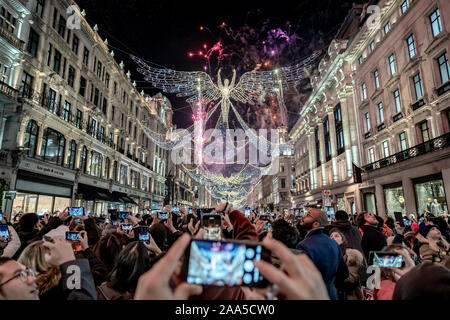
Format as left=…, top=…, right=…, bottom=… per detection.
left=419, top=241, right=450, bottom=266
left=324, top=220, right=363, bottom=253
left=360, top=225, right=387, bottom=261
left=296, top=228, right=349, bottom=300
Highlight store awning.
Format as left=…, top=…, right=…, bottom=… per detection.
left=112, top=191, right=138, bottom=205
left=77, top=184, right=115, bottom=202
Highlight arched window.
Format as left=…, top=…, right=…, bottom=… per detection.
left=23, top=120, right=39, bottom=158
left=104, top=157, right=110, bottom=180
left=113, top=160, right=118, bottom=181
left=90, top=151, right=102, bottom=177
left=67, top=140, right=77, bottom=170
left=80, top=146, right=88, bottom=173
left=40, top=128, right=65, bottom=165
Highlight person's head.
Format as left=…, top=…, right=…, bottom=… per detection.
left=18, top=241, right=61, bottom=295
left=271, top=219, right=299, bottom=249
left=428, top=198, right=433, bottom=203
left=335, top=210, right=349, bottom=221
left=423, top=225, right=441, bottom=241
left=300, top=208, right=328, bottom=231
left=385, top=216, right=395, bottom=230
left=19, top=213, right=39, bottom=232
left=150, top=223, right=167, bottom=250
left=329, top=228, right=347, bottom=247
left=108, top=241, right=152, bottom=293
left=93, top=232, right=127, bottom=273
left=356, top=212, right=378, bottom=227
left=0, top=257, right=38, bottom=300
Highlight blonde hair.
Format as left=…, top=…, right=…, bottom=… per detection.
left=18, top=241, right=61, bottom=294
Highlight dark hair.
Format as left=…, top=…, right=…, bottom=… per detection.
left=329, top=228, right=348, bottom=253
left=93, top=232, right=126, bottom=273
left=335, top=210, right=349, bottom=221
left=0, top=257, right=12, bottom=266
left=272, top=219, right=299, bottom=249
left=385, top=217, right=395, bottom=230
left=375, top=215, right=384, bottom=229
left=19, top=213, right=39, bottom=232
left=108, top=241, right=151, bottom=293
left=150, top=223, right=167, bottom=250
left=356, top=212, right=368, bottom=228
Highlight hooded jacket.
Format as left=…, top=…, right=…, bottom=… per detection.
left=360, top=225, right=387, bottom=261
left=324, top=220, right=363, bottom=253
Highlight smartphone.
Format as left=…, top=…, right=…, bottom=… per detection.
left=112, top=220, right=118, bottom=226
left=260, top=215, right=270, bottom=221
left=0, top=224, right=9, bottom=243
left=69, top=207, right=84, bottom=216
left=369, top=251, right=405, bottom=268
left=121, top=224, right=133, bottom=231
left=135, top=227, right=150, bottom=243
left=197, top=208, right=214, bottom=218
left=38, top=214, right=44, bottom=220
left=0, top=210, right=3, bottom=222
left=244, top=207, right=251, bottom=218
left=65, top=232, right=82, bottom=242
left=171, top=207, right=179, bottom=213
left=118, top=212, right=130, bottom=220
left=182, top=239, right=270, bottom=287
left=188, top=208, right=193, bottom=215
left=74, top=217, right=81, bottom=223
left=403, top=219, right=412, bottom=227
left=105, top=218, right=110, bottom=224
left=394, top=212, right=404, bottom=227
left=264, top=223, right=272, bottom=230
left=202, top=214, right=222, bottom=240
left=157, top=212, right=170, bottom=220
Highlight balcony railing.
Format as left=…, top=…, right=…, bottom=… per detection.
left=365, top=131, right=371, bottom=139
left=0, top=24, right=25, bottom=51
left=291, top=189, right=310, bottom=197
left=393, top=112, right=403, bottom=122
left=363, top=132, right=450, bottom=172
left=412, top=98, right=425, bottom=111
left=377, top=123, right=386, bottom=132
left=0, top=81, right=18, bottom=100
left=437, top=81, right=450, bottom=96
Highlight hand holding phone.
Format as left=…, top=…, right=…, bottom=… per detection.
left=369, top=251, right=405, bottom=268
left=121, top=224, right=133, bottom=231
left=69, top=207, right=85, bottom=217
left=394, top=212, right=405, bottom=227
left=0, top=224, right=9, bottom=243
left=136, top=227, right=150, bottom=244
left=65, top=231, right=83, bottom=252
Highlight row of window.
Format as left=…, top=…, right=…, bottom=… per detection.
left=22, top=120, right=156, bottom=191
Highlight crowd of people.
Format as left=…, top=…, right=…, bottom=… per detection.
left=0, top=203, right=449, bottom=300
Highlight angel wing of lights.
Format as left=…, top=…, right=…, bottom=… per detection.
left=130, top=55, right=222, bottom=104
left=230, top=50, right=322, bottom=105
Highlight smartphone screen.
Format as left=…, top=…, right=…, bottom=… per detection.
left=112, top=220, right=118, bottom=226
left=0, top=210, right=3, bottom=222
left=157, top=212, right=169, bottom=220
left=369, top=251, right=404, bottom=268
left=188, top=208, right=193, bottom=215
left=404, top=219, right=412, bottom=227
left=74, top=218, right=81, bottom=223
left=118, top=212, right=130, bottom=220
left=171, top=207, right=179, bottom=213
left=69, top=207, right=84, bottom=216
left=264, top=223, right=272, bottom=230
left=0, top=224, right=9, bottom=243
left=121, top=224, right=133, bottom=231
left=244, top=207, right=251, bottom=218
left=183, top=239, right=270, bottom=287
left=66, top=232, right=82, bottom=241
left=260, top=215, right=270, bottom=221
left=136, top=227, right=150, bottom=243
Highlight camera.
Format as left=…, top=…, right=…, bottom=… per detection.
left=0, top=224, right=9, bottom=243
left=65, top=232, right=82, bottom=242
left=181, top=239, right=270, bottom=287
left=121, top=224, right=133, bottom=231
left=69, top=207, right=84, bottom=216
left=118, top=212, right=130, bottom=220
left=369, top=251, right=405, bottom=268
left=135, top=227, right=150, bottom=244
left=157, top=212, right=169, bottom=220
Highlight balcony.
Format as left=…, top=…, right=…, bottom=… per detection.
left=437, top=81, right=450, bottom=96
left=0, top=81, right=18, bottom=100
left=393, top=112, right=403, bottom=122
left=0, top=24, right=25, bottom=51
left=377, top=123, right=386, bottom=132
left=364, top=131, right=371, bottom=139
left=411, top=99, right=425, bottom=111
left=363, top=132, right=450, bottom=172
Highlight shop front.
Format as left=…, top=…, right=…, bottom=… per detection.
left=383, top=182, right=406, bottom=217
left=12, top=166, right=74, bottom=217
left=413, top=173, right=448, bottom=216
left=76, top=183, right=117, bottom=216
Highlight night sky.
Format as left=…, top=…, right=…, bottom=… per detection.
left=76, top=0, right=368, bottom=129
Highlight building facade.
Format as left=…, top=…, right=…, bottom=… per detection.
left=289, top=0, right=450, bottom=218
left=0, top=0, right=174, bottom=218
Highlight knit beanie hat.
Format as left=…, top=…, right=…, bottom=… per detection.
left=419, top=224, right=440, bottom=238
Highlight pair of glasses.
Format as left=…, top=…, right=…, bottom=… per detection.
left=0, top=267, right=36, bottom=288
